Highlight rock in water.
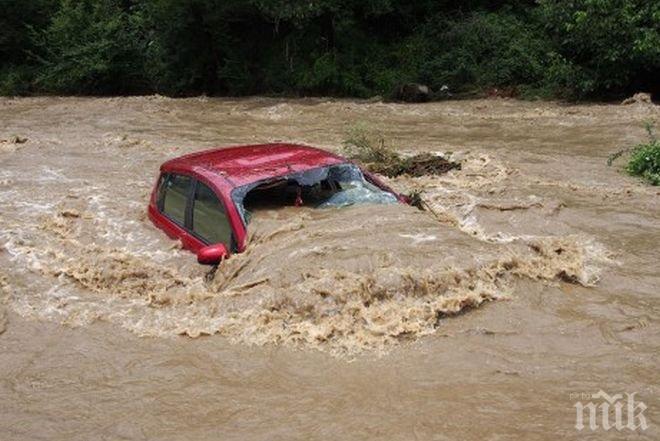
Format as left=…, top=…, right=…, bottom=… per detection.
left=393, top=83, right=431, bottom=102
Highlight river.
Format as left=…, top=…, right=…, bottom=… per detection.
left=0, top=96, right=658, bottom=440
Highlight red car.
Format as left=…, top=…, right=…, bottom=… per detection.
left=148, top=143, right=405, bottom=264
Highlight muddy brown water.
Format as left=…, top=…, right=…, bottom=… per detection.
left=0, top=96, right=658, bottom=440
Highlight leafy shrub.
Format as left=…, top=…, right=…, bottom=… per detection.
left=609, top=123, right=660, bottom=185
left=342, top=124, right=399, bottom=165
left=297, top=53, right=366, bottom=96
left=626, top=124, right=660, bottom=185
left=0, top=66, right=34, bottom=95
left=627, top=142, right=660, bottom=185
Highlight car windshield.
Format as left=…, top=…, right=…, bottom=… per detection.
left=232, top=163, right=397, bottom=224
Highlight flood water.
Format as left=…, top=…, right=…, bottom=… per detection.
left=1, top=96, right=658, bottom=440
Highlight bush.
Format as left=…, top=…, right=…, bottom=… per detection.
left=609, top=123, right=660, bottom=185
left=627, top=142, right=660, bottom=185
left=342, top=124, right=398, bottom=165
left=0, top=66, right=34, bottom=96
left=342, top=124, right=460, bottom=177
left=627, top=124, right=660, bottom=185
left=297, top=52, right=369, bottom=97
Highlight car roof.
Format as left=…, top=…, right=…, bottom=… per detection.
left=161, top=143, right=347, bottom=188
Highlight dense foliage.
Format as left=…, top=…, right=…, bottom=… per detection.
left=1, top=0, right=658, bottom=99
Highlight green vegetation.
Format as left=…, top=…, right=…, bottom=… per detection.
left=609, top=123, right=660, bottom=185
left=342, top=124, right=399, bottom=167
left=1, top=0, right=658, bottom=99
left=342, top=124, right=460, bottom=177
left=627, top=141, right=660, bottom=185
left=626, top=124, right=660, bottom=185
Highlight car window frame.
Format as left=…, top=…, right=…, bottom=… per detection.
left=158, top=172, right=195, bottom=229
left=189, top=178, right=236, bottom=249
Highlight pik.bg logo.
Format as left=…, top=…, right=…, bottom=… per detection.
left=573, top=390, right=649, bottom=431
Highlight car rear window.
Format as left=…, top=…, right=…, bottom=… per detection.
left=161, top=174, right=191, bottom=225
left=192, top=182, right=232, bottom=247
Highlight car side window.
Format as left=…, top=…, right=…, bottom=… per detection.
left=160, top=173, right=192, bottom=225
left=192, top=182, right=232, bottom=247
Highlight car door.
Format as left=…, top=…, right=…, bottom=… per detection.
left=189, top=180, right=235, bottom=252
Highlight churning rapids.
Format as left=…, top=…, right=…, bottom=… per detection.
left=1, top=96, right=658, bottom=440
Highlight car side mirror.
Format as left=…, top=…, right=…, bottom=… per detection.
left=197, top=243, right=228, bottom=265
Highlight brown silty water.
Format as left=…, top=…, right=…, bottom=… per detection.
left=0, top=96, right=658, bottom=440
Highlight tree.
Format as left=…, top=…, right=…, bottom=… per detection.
left=31, top=0, right=146, bottom=94
left=539, top=0, right=660, bottom=97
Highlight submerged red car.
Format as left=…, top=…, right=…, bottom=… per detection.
left=148, top=143, right=405, bottom=264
